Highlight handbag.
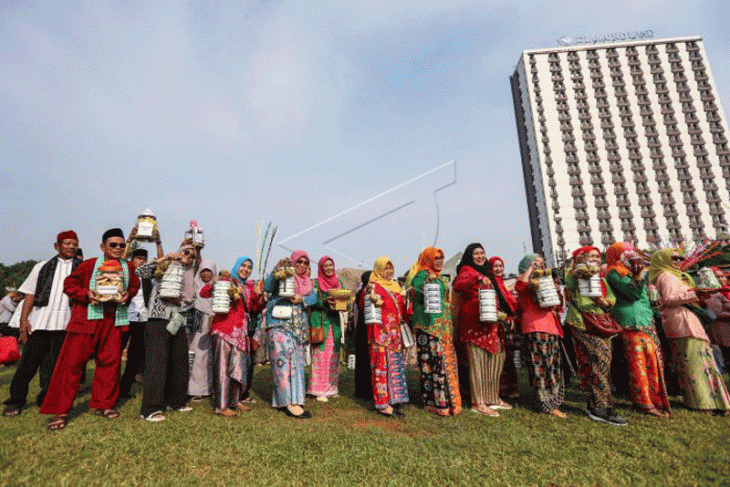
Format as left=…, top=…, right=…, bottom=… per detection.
left=582, top=312, right=622, bottom=338
left=0, top=336, right=21, bottom=365
left=310, top=325, right=325, bottom=345
left=272, top=305, right=293, bottom=320
left=400, top=323, right=415, bottom=348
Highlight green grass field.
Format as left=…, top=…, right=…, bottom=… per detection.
left=1, top=362, right=728, bottom=487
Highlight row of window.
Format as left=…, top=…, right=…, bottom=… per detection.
left=534, top=41, right=729, bottom=250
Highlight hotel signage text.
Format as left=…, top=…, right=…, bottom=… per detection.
left=557, top=30, right=654, bottom=47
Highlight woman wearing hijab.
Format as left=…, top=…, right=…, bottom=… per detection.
left=604, top=243, right=670, bottom=417
left=138, top=243, right=199, bottom=422
left=705, top=267, right=730, bottom=375
left=453, top=244, right=506, bottom=417
left=263, top=251, right=318, bottom=418
left=565, top=246, right=626, bottom=425
left=489, top=256, right=520, bottom=400
left=362, top=257, right=409, bottom=417
left=514, top=254, right=567, bottom=418
left=649, top=249, right=730, bottom=414
left=199, top=256, right=265, bottom=416
left=308, top=256, right=344, bottom=402
left=354, top=271, right=373, bottom=400
left=188, top=260, right=217, bottom=401
left=408, top=247, right=462, bottom=416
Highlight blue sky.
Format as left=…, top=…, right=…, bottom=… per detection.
left=1, top=1, right=728, bottom=275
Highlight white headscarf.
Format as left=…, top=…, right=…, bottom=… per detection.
left=194, top=259, right=217, bottom=315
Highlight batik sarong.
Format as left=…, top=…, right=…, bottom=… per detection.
left=524, top=332, right=565, bottom=413
left=670, top=337, right=730, bottom=411
left=621, top=329, right=670, bottom=413
left=415, top=330, right=462, bottom=415
left=369, top=344, right=408, bottom=410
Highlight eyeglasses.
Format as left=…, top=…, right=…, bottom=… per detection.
left=107, top=242, right=127, bottom=249
left=671, top=256, right=684, bottom=262
left=182, top=250, right=195, bottom=257
left=295, top=259, right=308, bottom=265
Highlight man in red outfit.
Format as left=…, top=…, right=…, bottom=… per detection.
left=40, top=228, right=140, bottom=430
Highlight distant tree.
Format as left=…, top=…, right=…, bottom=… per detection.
left=0, top=260, right=38, bottom=293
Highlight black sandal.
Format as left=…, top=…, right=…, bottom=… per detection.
left=2, top=406, right=21, bottom=417
left=282, top=408, right=312, bottom=419
left=94, top=408, right=120, bottom=419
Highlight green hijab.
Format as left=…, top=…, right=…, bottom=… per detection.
left=518, top=254, right=540, bottom=274
left=648, top=248, right=695, bottom=286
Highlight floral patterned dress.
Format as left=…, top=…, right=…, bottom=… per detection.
left=262, top=270, right=317, bottom=408
left=361, top=284, right=409, bottom=410
left=410, top=270, right=462, bottom=415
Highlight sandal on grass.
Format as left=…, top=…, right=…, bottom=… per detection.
left=2, top=406, right=21, bottom=417
left=234, top=403, right=251, bottom=412
left=489, top=400, right=513, bottom=410
left=471, top=405, right=500, bottom=417
left=47, top=415, right=68, bottom=431
left=94, top=408, right=120, bottom=419
left=142, top=411, right=165, bottom=422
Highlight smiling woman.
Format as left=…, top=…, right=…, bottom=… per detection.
left=453, top=243, right=506, bottom=417
left=408, top=247, right=462, bottom=417
left=200, top=256, right=265, bottom=417
left=136, top=241, right=200, bottom=422
left=263, top=250, right=318, bottom=419
left=650, top=248, right=730, bottom=415
left=307, top=256, right=344, bottom=402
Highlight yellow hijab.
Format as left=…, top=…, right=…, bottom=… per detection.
left=648, top=248, right=695, bottom=286
left=369, top=257, right=402, bottom=294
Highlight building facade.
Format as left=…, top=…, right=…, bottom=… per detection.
left=511, top=36, right=730, bottom=267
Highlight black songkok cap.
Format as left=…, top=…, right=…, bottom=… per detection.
left=131, top=248, right=148, bottom=259
left=102, top=228, right=125, bottom=242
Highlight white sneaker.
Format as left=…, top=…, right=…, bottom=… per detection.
left=316, top=396, right=329, bottom=403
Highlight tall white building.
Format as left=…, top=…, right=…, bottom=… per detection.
left=511, top=36, right=730, bottom=267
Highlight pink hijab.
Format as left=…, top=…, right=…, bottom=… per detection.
left=290, top=250, right=312, bottom=296
left=317, top=256, right=341, bottom=293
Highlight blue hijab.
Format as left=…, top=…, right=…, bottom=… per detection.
left=231, top=256, right=253, bottom=284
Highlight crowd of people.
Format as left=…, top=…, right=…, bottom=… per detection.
left=1, top=227, right=729, bottom=430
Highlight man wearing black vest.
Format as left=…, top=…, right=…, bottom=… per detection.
left=2, top=231, right=81, bottom=416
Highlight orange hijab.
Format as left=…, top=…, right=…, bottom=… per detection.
left=605, top=242, right=631, bottom=278
left=417, top=247, right=444, bottom=275
left=405, top=247, right=444, bottom=287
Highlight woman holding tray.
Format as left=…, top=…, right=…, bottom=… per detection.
left=649, top=249, right=730, bottom=415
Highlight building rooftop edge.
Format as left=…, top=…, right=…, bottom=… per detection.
left=517, top=35, right=703, bottom=59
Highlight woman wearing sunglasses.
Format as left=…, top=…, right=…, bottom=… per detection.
left=137, top=243, right=200, bottom=422
left=263, top=251, right=318, bottom=418
left=649, top=249, right=730, bottom=415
